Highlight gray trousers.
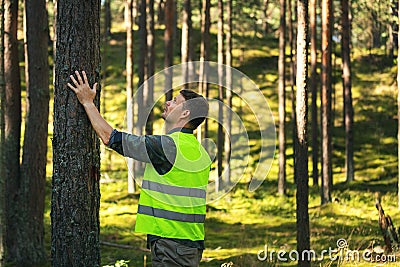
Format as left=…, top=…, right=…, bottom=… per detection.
left=151, top=238, right=203, bottom=267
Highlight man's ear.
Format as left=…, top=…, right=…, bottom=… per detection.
left=181, top=109, right=190, bottom=119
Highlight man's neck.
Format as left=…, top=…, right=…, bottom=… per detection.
left=165, top=122, right=189, bottom=134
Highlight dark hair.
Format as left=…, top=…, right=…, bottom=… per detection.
left=180, top=89, right=209, bottom=129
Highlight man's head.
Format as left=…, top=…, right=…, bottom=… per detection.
left=162, top=89, right=208, bottom=130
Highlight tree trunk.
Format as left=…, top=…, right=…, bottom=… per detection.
left=341, top=0, right=354, bottom=183
left=145, top=0, right=155, bottom=135
left=181, top=0, right=192, bottom=84
left=288, top=0, right=297, bottom=184
left=52, top=0, right=102, bottom=266
left=296, top=1, right=310, bottom=265
left=198, top=0, right=210, bottom=142
left=321, top=0, right=333, bottom=204
left=4, top=0, right=22, bottom=262
left=397, top=0, right=400, bottom=210
left=135, top=0, right=146, bottom=178
left=125, top=0, right=136, bottom=193
left=104, top=0, right=112, bottom=37
left=310, top=0, right=318, bottom=186
left=216, top=0, right=224, bottom=192
left=19, top=0, right=49, bottom=264
left=157, top=0, right=165, bottom=25
left=0, top=0, right=6, bottom=263
left=277, top=0, right=286, bottom=195
left=164, top=0, right=174, bottom=101
left=224, top=0, right=232, bottom=187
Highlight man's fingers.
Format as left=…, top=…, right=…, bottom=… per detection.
left=70, top=75, right=79, bottom=87
left=82, top=71, right=89, bottom=85
left=75, top=70, right=84, bottom=84
left=93, top=83, right=98, bottom=93
left=67, top=82, right=78, bottom=93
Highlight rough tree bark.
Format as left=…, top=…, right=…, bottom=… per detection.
left=51, top=0, right=102, bottom=266
left=296, top=0, right=310, bottom=266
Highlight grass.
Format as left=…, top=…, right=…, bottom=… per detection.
left=36, top=24, right=400, bottom=266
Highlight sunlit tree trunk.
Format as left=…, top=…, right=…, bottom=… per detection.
left=288, top=0, right=297, bottom=183
left=52, top=0, right=101, bottom=265
left=224, top=0, right=232, bottom=187
left=278, top=0, right=286, bottom=195
left=216, top=0, right=224, bottom=192
left=4, top=0, right=22, bottom=262
left=296, top=0, right=310, bottom=266
left=310, top=0, right=318, bottom=186
left=125, top=0, right=136, bottom=193
left=341, top=0, right=354, bottom=183
left=321, top=0, right=333, bottom=204
left=164, top=0, right=174, bottom=101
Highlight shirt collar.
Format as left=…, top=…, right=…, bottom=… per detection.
left=167, top=127, right=194, bottom=135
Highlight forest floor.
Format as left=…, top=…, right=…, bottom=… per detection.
left=40, top=28, right=400, bottom=267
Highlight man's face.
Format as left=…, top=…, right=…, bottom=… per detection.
left=162, top=94, right=187, bottom=123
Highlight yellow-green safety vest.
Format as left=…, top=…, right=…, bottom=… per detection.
left=135, top=131, right=211, bottom=241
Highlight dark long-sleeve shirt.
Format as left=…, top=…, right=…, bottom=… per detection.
left=107, top=127, right=205, bottom=249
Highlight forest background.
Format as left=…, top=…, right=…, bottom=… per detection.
left=1, top=0, right=400, bottom=266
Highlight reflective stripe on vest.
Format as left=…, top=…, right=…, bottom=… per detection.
left=141, top=180, right=206, bottom=199
left=138, top=204, right=206, bottom=223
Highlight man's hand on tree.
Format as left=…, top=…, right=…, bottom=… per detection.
left=67, top=70, right=97, bottom=107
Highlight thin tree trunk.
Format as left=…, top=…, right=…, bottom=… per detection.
left=164, top=0, right=174, bottom=101
left=321, top=0, right=333, bottom=204
left=397, top=0, right=400, bottom=210
left=125, top=0, right=136, bottom=193
left=20, top=0, right=49, bottom=263
left=52, top=0, right=102, bottom=265
left=0, top=0, right=5, bottom=263
left=288, top=0, right=297, bottom=184
left=198, top=0, right=210, bottom=142
left=296, top=0, right=310, bottom=265
left=277, top=0, right=286, bottom=195
left=216, top=0, right=224, bottom=192
left=341, top=0, right=354, bottom=183
left=224, top=0, right=232, bottom=187
left=145, top=0, right=155, bottom=135
left=4, top=0, right=22, bottom=262
left=104, top=0, right=112, bottom=36
left=181, top=0, right=192, bottom=84
left=310, top=0, right=318, bottom=186
left=135, top=0, right=146, bottom=178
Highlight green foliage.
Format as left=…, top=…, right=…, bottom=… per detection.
left=103, top=259, right=130, bottom=267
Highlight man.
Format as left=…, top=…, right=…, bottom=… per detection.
left=68, top=71, right=210, bottom=267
